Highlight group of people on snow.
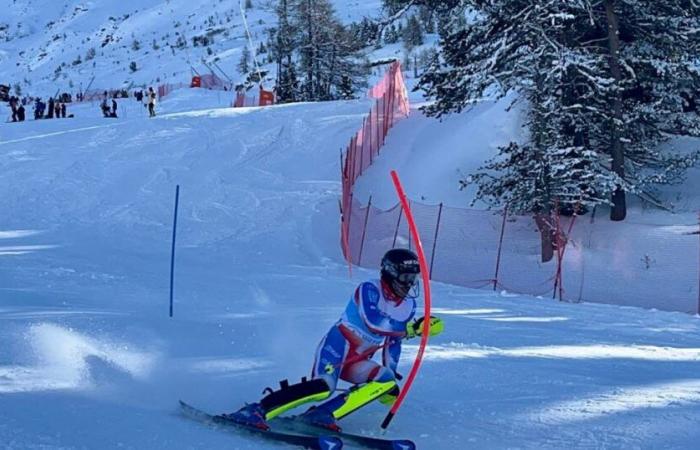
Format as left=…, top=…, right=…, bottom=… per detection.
left=99, top=87, right=157, bottom=118
left=101, top=96, right=119, bottom=118
left=8, top=96, right=26, bottom=122
left=7, top=95, right=70, bottom=122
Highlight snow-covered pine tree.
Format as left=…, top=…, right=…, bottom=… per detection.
left=421, top=0, right=700, bottom=221
left=382, top=0, right=409, bottom=15
left=384, top=24, right=399, bottom=44
left=599, top=0, right=700, bottom=218
left=424, top=2, right=613, bottom=218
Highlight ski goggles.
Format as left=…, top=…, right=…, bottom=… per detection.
left=397, top=272, right=419, bottom=286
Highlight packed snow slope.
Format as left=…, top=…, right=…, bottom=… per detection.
left=2, top=90, right=700, bottom=450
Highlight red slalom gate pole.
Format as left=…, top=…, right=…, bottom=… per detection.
left=381, top=170, right=433, bottom=431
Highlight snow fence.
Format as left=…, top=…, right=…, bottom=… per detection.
left=340, top=63, right=700, bottom=314
left=340, top=61, right=410, bottom=266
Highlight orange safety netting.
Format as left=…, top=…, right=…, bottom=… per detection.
left=339, top=62, right=700, bottom=314
left=233, top=87, right=276, bottom=108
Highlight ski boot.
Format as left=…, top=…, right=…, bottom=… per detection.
left=220, top=402, right=269, bottom=430
left=223, top=377, right=331, bottom=431
left=301, top=379, right=398, bottom=431
left=299, top=405, right=342, bottom=432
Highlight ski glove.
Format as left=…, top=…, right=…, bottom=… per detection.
left=405, top=316, right=444, bottom=339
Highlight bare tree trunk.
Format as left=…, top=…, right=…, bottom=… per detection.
left=604, top=0, right=627, bottom=221
left=531, top=71, right=555, bottom=262
left=535, top=213, right=555, bottom=263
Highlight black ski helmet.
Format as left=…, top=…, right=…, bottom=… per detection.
left=380, top=248, right=420, bottom=299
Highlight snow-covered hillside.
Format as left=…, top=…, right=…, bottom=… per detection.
left=2, top=2, right=700, bottom=448
left=0, top=0, right=389, bottom=98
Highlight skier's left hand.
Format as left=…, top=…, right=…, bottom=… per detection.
left=405, top=315, right=444, bottom=339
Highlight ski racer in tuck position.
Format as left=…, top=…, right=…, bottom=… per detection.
left=226, top=248, right=444, bottom=431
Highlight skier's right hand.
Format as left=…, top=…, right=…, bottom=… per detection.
left=405, top=316, right=444, bottom=339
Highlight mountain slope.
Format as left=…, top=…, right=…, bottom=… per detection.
left=1, top=87, right=700, bottom=450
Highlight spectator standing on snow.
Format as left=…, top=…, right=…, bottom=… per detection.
left=9, top=96, right=18, bottom=122
left=47, top=97, right=55, bottom=119
left=112, top=99, right=118, bottom=118
left=17, top=103, right=25, bottom=122
left=34, top=98, right=42, bottom=120
left=54, top=101, right=61, bottom=119
left=61, top=102, right=67, bottom=118
left=147, top=87, right=156, bottom=117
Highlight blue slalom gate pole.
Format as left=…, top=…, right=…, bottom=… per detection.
left=169, top=185, right=180, bottom=318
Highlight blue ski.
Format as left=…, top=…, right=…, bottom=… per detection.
left=179, top=400, right=343, bottom=450
left=275, top=415, right=416, bottom=450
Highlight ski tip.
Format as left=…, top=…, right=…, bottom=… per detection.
left=318, top=436, right=343, bottom=450
left=392, top=440, right=416, bottom=450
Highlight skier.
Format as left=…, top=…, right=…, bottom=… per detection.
left=226, top=248, right=444, bottom=431
left=147, top=87, right=156, bottom=117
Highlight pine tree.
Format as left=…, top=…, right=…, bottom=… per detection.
left=294, top=0, right=366, bottom=101
left=402, top=15, right=423, bottom=50
left=418, top=6, right=434, bottom=34
left=422, top=0, right=700, bottom=220
left=384, top=24, right=399, bottom=44
left=272, top=0, right=299, bottom=102
left=238, top=46, right=251, bottom=74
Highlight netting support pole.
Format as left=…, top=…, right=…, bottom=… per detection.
left=493, top=205, right=508, bottom=291
left=429, top=203, right=443, bottom=280
left=340, top=148, right=345, bottom=180
left=367, top=107, right=374, bottom=160
left=553, top=204, right=562, bottom=300
left=370, top=109, right=375, bottom=165
left=551, top=204, right=579, bottom=301
left=407, top=201, right=412, bottom=251
left=697, top=211, right=700, bottom=315
left=359, top=121, right=365, bottom=178
left=386, top=91, right=391, bottom=143
left=345, top=192, right=354, bottom=267
left=358, top=196, right=372, bottom=267
left=351, top=136, right=357, bottom=183
left=392, top=206, right=403, bottom=249
left=374, top=104, right=380, bottom=156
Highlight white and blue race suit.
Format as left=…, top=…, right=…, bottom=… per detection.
left=312, top=279, right=416, bottom=391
